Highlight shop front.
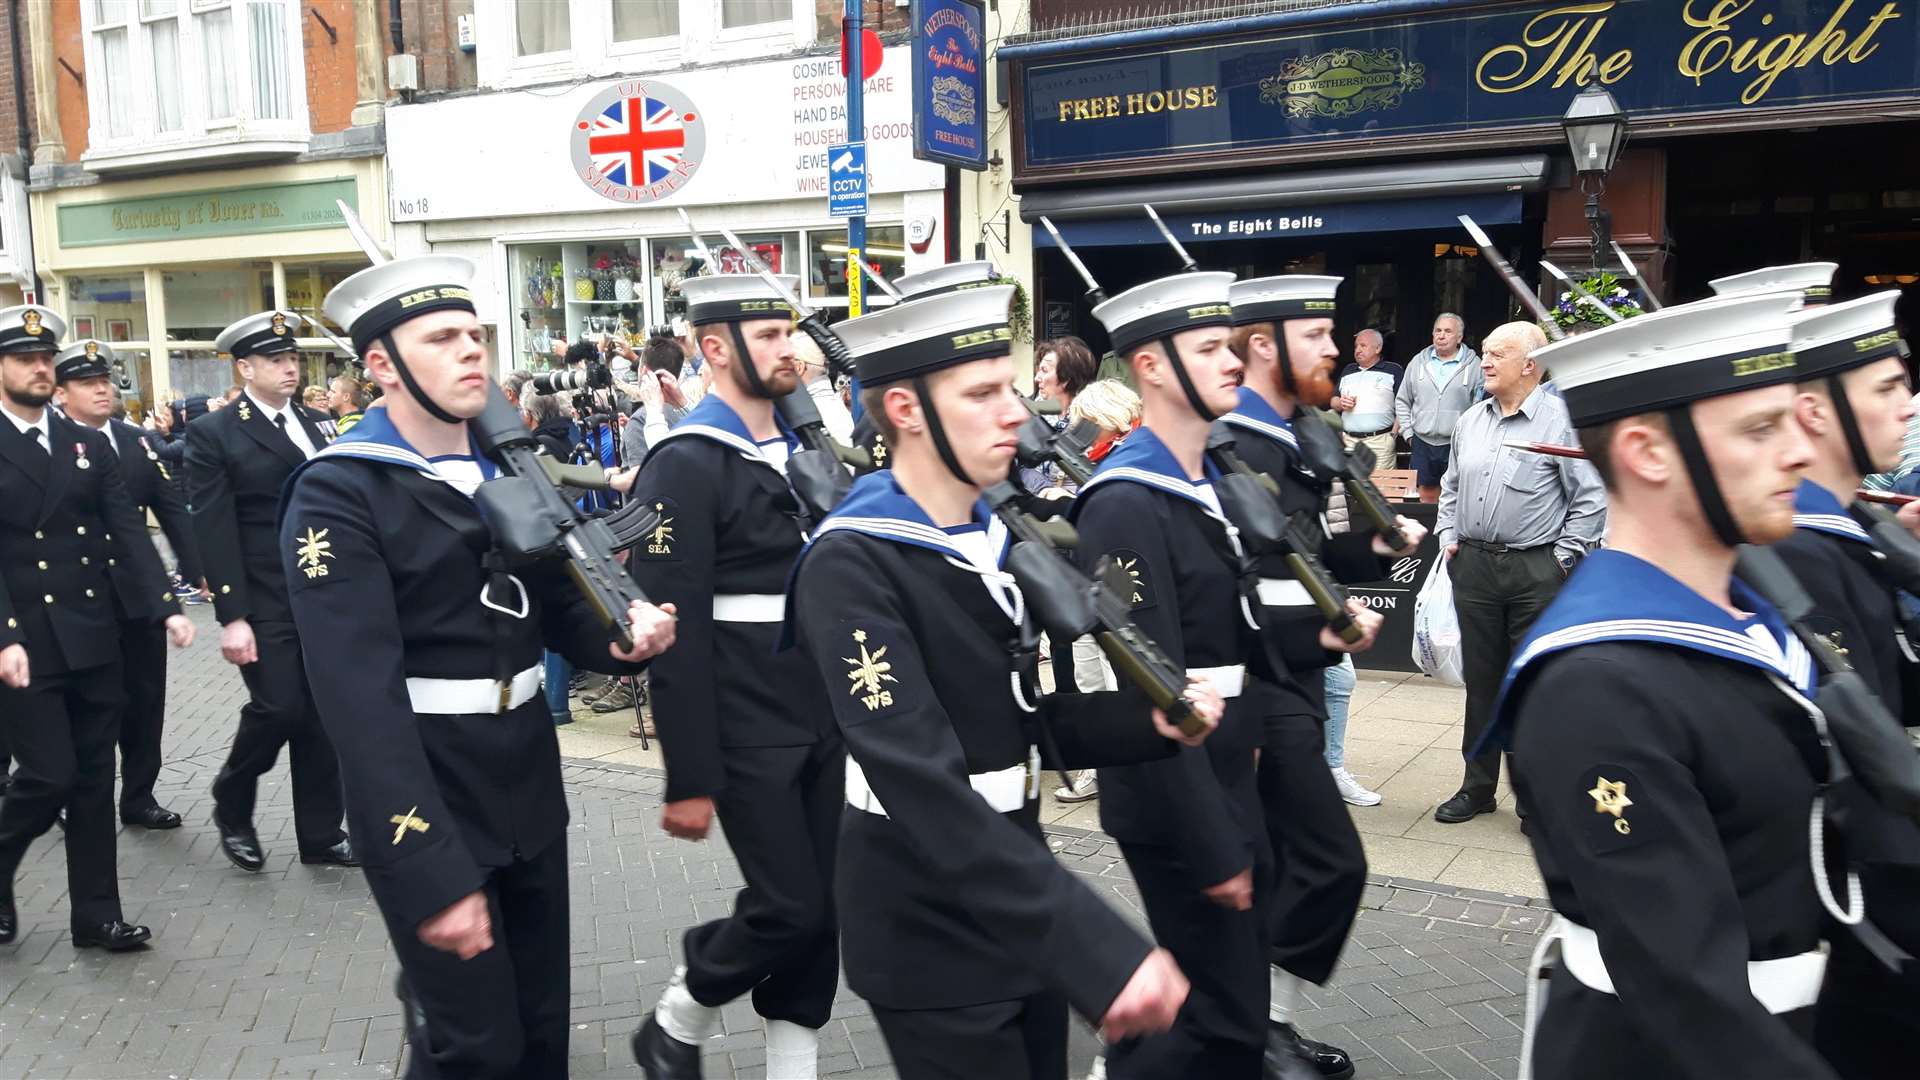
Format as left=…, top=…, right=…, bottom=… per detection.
left=1007, top=0, right=1920, bottom=364
left=27, top=158, right=387, bottom=419
left=386, top=46, right=948, bottom=374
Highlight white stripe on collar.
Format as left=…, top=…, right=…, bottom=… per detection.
left=655, top=422, right=795, bottom=476
left=1792, top=512, right=1870, bottom=542
left=1221, top=411, right=1298, bottom=448
left=1513, top=617, right=1812, bottom=690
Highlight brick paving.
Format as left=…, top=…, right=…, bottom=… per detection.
left=0, top=604, right=1544, bottom=1078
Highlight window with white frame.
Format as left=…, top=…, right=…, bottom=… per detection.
left=83, top=0, right=308, bottom=162
left=486, top=0, right=808, bottom=87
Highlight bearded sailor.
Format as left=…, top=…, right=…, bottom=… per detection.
left=1486, top=292, right=1845, bottom=1079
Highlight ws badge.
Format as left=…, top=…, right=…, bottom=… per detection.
left=1260, top=47, right=1426, bottom=120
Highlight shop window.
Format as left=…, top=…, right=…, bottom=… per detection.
left=67, top=275, right=150, bottom=346
left=515, top=0, right=572, bottom=55
left=164, top=267, right=262, bottom=342
left=722, top=0, right=787, bottom=29
left=82, top=0, right=308, bottom=169
left=279, top=262, right=365, bottom=335
left=805, top=227, right=905, bottom=304
left=612, top=0, right=678, bottom=41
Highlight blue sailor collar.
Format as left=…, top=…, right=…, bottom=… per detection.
left=1073, top=425, right=1225, bottom=518
left=781, top=469, right=1011, bottom=646
left=1791, top=479, right=1870, bottom=544
left=1482, top=549, right=1813, bottom=752
left=294, top=403, right=498, bottom=488
left=651, top=393, right=798, bottom=467
left=1219, top=385, right=1298, bottom=449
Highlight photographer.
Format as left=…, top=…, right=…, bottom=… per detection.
left=624, top=335, right=690, bottom=466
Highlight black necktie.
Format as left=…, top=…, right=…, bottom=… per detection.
left=25, top=426, right=46, bottom=458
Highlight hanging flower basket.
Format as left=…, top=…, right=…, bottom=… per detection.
left=1549, top=271, right=1645, bottom=333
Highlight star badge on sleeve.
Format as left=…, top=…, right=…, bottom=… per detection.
left=844, top=628, right=898, bottom=713
left=1589, top=775, right=1633, bottom=835
left=294, top=527, right=335, bottom=579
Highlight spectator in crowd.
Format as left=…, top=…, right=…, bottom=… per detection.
left=207, top=395, right=227, bottom=413
left=327, top=375, right=369, bottom=434
left=302, top=386, right=329, bottom=412
left=1433, top=322, right=1605, bottom=824
left=500, top=368, right=534, bottom=413
left=1395, top=313, right=1484, bottom=502
left=518, top=384, right=587, bottom=727
left=626, top=335, right=692, bottom=461
left=222, top=386, right=244, bottom=404
left=1020, top=336, right=1099, bottom=495
left=1332, top=328, right=1403, bottom=469
left=790, top=331, right=855, bottom=444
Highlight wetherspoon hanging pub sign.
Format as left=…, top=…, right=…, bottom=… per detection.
left=1016, top=0, right=1916, bottom=175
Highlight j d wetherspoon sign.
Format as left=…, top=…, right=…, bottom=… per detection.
left=1019, top=0, right=1916, bottom=171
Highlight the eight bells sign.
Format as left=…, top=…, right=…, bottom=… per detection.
left=1016, top=0, right=1916, bottom=175
left=571, top=80, right=708, bottom=204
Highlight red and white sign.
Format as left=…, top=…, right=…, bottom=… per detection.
left=569, top=81, right=707, bottom=204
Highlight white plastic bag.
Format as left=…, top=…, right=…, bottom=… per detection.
left=1412, top=553, right=1465, bottom=687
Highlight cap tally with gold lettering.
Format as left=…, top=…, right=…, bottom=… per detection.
left=1788, top=290, right=1903, bottom=380
left=323, top=255, right=478, bottom=352
left=680, top=274, right=800, bottom=326
left=1092, top=271, right=1237, bottom=356
left=0, top=305, right=65, bottom=354
left=215, top=310, right=304, bottom=359
left=1230, top=275, right=1343, bottom=325
left=894, top=261, right=998, bottom=301
left=1531, top=292, right=1802, bottom=428
left=836, top=283, right=1015, bottom=385
left=54, top=339, right=115, bottom=382
left=1709, top=262, right=1837, bottom=307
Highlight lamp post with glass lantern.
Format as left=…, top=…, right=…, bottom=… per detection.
left=1562, top=84, right=1629, bottom=272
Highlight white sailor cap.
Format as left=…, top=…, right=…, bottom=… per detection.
left=1092, top=271, right=1236, bottom=356
left=1532, top=292, right=1802, bottom=427
left=215, top=310, right=303, bottom=359
left=1709, top=262, right=1837, bottom=306
left=1788, top=290, right=1903, bottom=380
left=0, top=305, right=65, bottom=354
left=680, top=274, right=800, bottom=327
left=323, top=255, right=477, bottom=351
left=54, top=339, right=115, bottom=382
left=894, top=261, right=998, bottom=301
left=1230, top=275, right=1343, bottom=326
left=836, top=284, right=1015, bottom=385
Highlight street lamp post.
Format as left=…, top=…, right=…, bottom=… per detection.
left=1562, top=84, right=1629, bottom=273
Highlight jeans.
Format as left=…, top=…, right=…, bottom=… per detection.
left=543, top=651, right=573, bottom=725
left=1322, top=655, right=1356, bottom=769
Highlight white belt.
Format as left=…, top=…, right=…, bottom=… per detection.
left=845, top=747, right=1039, bottom=817
left=406, top=664, right=544, bottom=716
left=1256, top=577, right=1313, bottom=607
left=1187, top=664, right=1246, bottom=699
left=712, top=593, right=785, bottom=623
left=1518, top=915, right=1826, bottom=1080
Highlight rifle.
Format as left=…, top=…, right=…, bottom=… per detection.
left=329, top=197, right=655, bottom=650
left=1207, top=428, right=1364, bottom=645
left=1457, top=215, right=1566, bottom=342
left=1292, top=410, right=1411, bottom=551
left=1015, top=397, right=1098, bottom=490
left=982, top=482, right=1206, bottom=737
left=1735, top=546, right=1920, bottom=822
left=677, top=211, right=866, bottom=526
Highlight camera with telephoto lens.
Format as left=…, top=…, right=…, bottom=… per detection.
left=532, top=360, right=611, bottom=395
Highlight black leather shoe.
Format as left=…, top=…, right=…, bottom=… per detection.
left=1434, top=790, right=1497, bottom=824
left=72, top=920, right=152, bottom=951
left=1266, top=1022, right=1354, bottom=1079
left=54, top=808, right=65, bottom=829
left=299, top=839, right=360, bottom=867
left=632, top=1014, right=703, bottom=1079
left=121, top=805, right=183, bottom=830
left=0, top=893, right=16, bottom=945
left=214, top=815, right=266, bottom=872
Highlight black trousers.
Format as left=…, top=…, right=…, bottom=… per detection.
left=384, top=835, right=571, bottom=1080
left=211, top=619, right=346, bottom=852
left=117, top=616, right=168, bottom=814
left=1107, top=835, right=1272, bottom=1080
left=1260, top=678, right=1368, bottom=986
left=874, top=991, right=1070, bottom=1080
left=1450, top=544, right=1561, bottom=798
left=1815, top=862, right=1920, bottom=1079
left=0, top=661, right=126, bottom=928
left=683, top=739, right=843, bottom=1028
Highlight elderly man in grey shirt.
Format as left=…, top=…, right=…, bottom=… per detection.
left=1396, top=313, right=1484, bottom=503
left=1432, top=321, right=1605, bottom=824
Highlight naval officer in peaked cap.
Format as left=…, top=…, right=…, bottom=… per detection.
left=189, top=309, right=354, bottom=874
left=0, top=305, right=193, bottom=950
left=284, top=253, right=676, bottom=1079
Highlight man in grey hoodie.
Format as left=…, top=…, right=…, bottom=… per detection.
left=1394, top=313, right=1484, bottom=502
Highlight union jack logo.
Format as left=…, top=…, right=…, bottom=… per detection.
left=587, top=95, right=690, bottom=188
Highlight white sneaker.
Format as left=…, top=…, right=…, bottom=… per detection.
left=1053, top=771, right=1099, bottom=803
left=1331, top=767, right=1382, bottom=807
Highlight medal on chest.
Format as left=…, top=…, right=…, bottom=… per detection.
left=74, top=441, right=90, bottom=469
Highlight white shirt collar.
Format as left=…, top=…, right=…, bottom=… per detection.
left=244, top=388, right=291, bottom=423
left=1, top=402, right=49, bottom=442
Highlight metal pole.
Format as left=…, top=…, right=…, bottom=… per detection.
left=845, top=0, right=866, bottom=318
